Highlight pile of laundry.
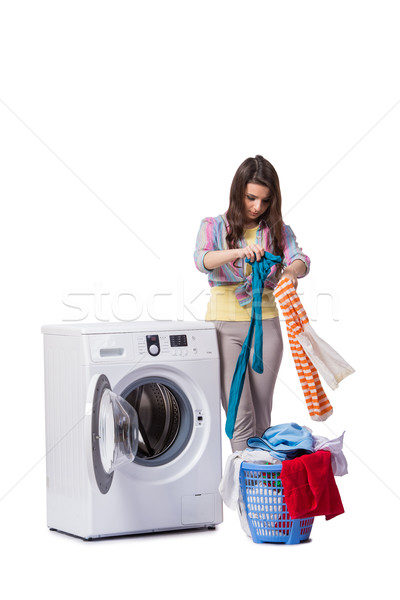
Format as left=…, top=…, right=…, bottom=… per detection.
left=219, top=422, right=347, bottom=538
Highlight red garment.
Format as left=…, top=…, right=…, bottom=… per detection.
left=280, top=450, right=344, bottom=521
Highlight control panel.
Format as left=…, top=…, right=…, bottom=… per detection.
left=85, top=325, right=218, bottom=364
left=135, top=329, right=218, bottom=360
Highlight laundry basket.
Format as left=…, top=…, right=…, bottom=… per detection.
left=239, top=462, right=314, bottom=544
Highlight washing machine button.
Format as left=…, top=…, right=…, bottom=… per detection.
left=146, top=334, right=160, bottom=356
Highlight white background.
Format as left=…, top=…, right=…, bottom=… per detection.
left=1, top=0, right=399, bottom=597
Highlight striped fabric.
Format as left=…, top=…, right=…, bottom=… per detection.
left=274, top=277, right=333, bottom=421
left=193, top=212, right=311, bottom=306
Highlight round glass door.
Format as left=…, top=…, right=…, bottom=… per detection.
left=91, top=375, right=139, bottom=494
left=98, top=388, right=139, bottom=474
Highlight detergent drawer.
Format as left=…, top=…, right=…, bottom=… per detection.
left=88, top=333, right=135, bottom=363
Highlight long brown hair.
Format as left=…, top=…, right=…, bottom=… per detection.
left=226, top=155, right=285, bottom=267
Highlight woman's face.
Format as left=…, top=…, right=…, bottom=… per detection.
left=243, top=183, right=270, bottom=225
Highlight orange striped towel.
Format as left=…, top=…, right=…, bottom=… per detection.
left=274, top=277, right=333, bottom=421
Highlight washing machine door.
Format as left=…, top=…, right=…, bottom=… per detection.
left=90, top=374, right=139, bottom=494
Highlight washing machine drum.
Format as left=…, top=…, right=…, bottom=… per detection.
left=123, top=376, right=194, bottom=467
left=126, top=383, right=180, bottom=459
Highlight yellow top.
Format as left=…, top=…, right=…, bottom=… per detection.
left=205, top=226, right=279, bottom=321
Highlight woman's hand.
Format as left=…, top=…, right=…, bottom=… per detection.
left=279, top=260, right=307, bottom=290
left=236, top=244, right=265, bottom=263
left=280, top=266, right=298, bottom=289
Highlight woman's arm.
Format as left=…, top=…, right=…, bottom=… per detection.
left=279, top=224, right=310, bottom=289
left=281, top=225, right=311, bottom=277
left=203, top=249, right=239, bottom=270
left=203, top=244, right=265, bottom=270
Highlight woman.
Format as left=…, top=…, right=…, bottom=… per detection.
left=194, top=155, right=311, bottom=451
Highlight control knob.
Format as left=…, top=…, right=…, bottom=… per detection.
left=146, top=334, right=160, bottom=356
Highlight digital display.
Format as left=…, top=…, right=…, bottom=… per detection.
left=170, top=334, right=188, bottom=347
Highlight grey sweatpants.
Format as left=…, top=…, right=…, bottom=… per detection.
left=215, top=318, right=283, bottom=452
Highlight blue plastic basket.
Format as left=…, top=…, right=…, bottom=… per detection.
left=239, top=462, right=314, bottom=544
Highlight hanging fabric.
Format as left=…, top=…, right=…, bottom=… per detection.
left=273, top=277, right=352, bottom=421
left=225, top=252, right=282, bottom=439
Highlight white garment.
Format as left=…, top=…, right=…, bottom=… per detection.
left=236, top=494, right=252, bottom=537
left=297, top=322, right=355, bottom=390
left=218, top=449, right=281, bottom=537
left=312, top=431, right=348, bottom=476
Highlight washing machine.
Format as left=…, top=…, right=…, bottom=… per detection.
left=42, top=320, right=223, bottom=540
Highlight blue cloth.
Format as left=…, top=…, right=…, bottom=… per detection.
left=225, top=251, right=282, bottom=439
left=247, top=422, right=314, bottom=461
